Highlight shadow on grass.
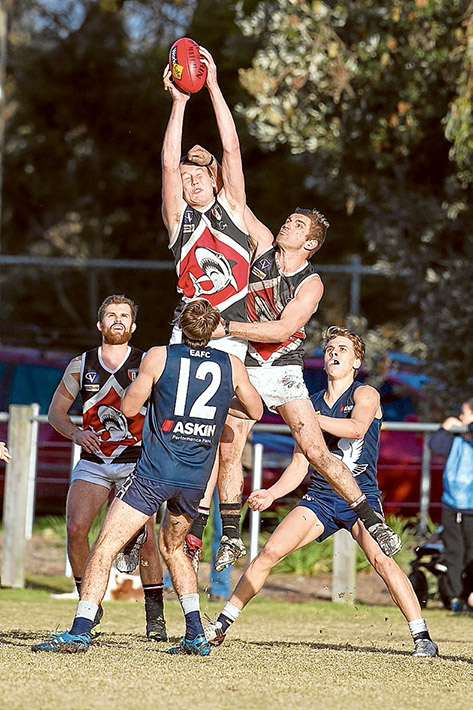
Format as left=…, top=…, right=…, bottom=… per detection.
left=25, top=574, right=74, bottom=595
left=1, top=631, right=471, bottom=664
left=226, top=637, right=473, bottom=664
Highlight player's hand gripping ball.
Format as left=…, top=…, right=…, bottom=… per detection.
left=169, top=38, right=207, bottom=94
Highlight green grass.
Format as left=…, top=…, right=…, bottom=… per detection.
left=1, top=590, right=472, bottom=710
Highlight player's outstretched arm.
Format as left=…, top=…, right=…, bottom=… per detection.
left=230, top=356, right=263, bottom=422
left=199, top=46, right=246, bottom=212
left=161, top=66, right=190, bottom=235
left=248, top=449, right=309, bottom=512
left=122, top=347, right=167, bottom=418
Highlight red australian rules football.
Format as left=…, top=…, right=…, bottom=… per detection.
left=169, top=37, right=207, bottom=94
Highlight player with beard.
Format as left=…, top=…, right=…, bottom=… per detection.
left=47, top=294, right=167, bottom=642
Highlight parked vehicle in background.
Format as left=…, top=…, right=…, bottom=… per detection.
left=0, top=347, right=77, bottom=516
left=1, top=347, right=444, bottom=520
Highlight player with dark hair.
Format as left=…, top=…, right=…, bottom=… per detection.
left=205, top=326, right=438, bottom=658
left=31, top=299, right=263, bottom=656
left=46, top=294, right=166, bottom=642
left=185, top=208, right=402, bottom=570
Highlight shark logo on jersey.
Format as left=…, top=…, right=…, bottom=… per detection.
left=333, top=437, right=368, bottom=477
left=96, top=405, right=138, bottom=444
left=189, top=246, right=238, bottom=297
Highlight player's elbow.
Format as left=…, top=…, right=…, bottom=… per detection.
left=121, top=400, right=136, bottom=418
left=222, top=137, right=240, bottom=156
left=350, top=424, right=367, bottom=439
left=272, top=319, right=298, bottom=342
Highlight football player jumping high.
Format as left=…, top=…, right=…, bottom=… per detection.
left=162, top=47, right=401, bottom=569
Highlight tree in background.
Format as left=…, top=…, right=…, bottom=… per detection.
left=234, top=0, right=473, bottom=409
left=1, top=0, right=472, bottom=411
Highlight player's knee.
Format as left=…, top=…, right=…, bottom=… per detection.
left=66, top=518, right=90, bottom=542
left=303, top=443, right=327, bottom=469
left=259, top=539, right=284, bottom=568
left=372, top=550, right=397, bottom=576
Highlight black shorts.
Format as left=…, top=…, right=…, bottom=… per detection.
left=116, top=471, right=204, bottom=519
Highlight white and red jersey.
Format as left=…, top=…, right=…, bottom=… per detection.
left=245, top=245, right=321, bottom=368
left=169, top=195, right=251, bottom=323
left=74, top=346, right=145, bottom=464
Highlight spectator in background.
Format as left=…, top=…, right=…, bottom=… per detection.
left=429, top=399, right=473, bottom=613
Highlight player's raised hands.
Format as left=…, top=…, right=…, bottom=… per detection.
left=162, top=65, right=190, bottom=103
left=198, top=46, right=218, bottom=90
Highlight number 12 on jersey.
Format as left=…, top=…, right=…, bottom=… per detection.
left=174, top=358, right=222, bottom=420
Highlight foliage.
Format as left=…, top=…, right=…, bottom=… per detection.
left=256, top=509, right=418, bottom=576
left=2, top=0, right=473, bottom=409
left=235, top=0, right=473, bottom=409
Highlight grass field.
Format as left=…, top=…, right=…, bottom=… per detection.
left=1, top=587, right=472, bottom=710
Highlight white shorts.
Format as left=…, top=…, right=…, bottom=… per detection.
left=70, top=460, right=137, bottom=491
left=247, top=365, right=309, bottom=413
left=170, top=323, right=248, bottom=363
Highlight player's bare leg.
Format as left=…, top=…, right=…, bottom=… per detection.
left=351, top=520, right=438, bottom=657
left=352, top=520, right=419, bottom=618
left=205, top=507, right=323, bottom=645
left=159, top=509, right=210, bottom=656
left=233, top=506, right=322, bottom=607
left=66, top=479, right=111, bottom=578
left=278, top=399, right=401, bottom=557
left=213, top=415, right=255, bottom=571
left=32, top=499, right=149, bottom=653
left=80, top=498, right=150, bottom=605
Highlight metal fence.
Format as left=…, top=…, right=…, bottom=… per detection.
left=1, top=404, right=443, bottom=596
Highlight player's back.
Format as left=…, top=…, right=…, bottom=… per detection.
left=136, top=343, right=233, bottom=490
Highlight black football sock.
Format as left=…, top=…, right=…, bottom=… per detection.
left=350, top=495, right=381, bottom=529
left=220, top=503, right=241, bottom=539
left=188, top=506, right=210, bottom=542
left=143, top=583, right=165, bottom=623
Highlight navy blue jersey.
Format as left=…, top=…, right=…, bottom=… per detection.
left=307, top=380, right=381, bottom=498
left=135, top=344, right=233, bottom=489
